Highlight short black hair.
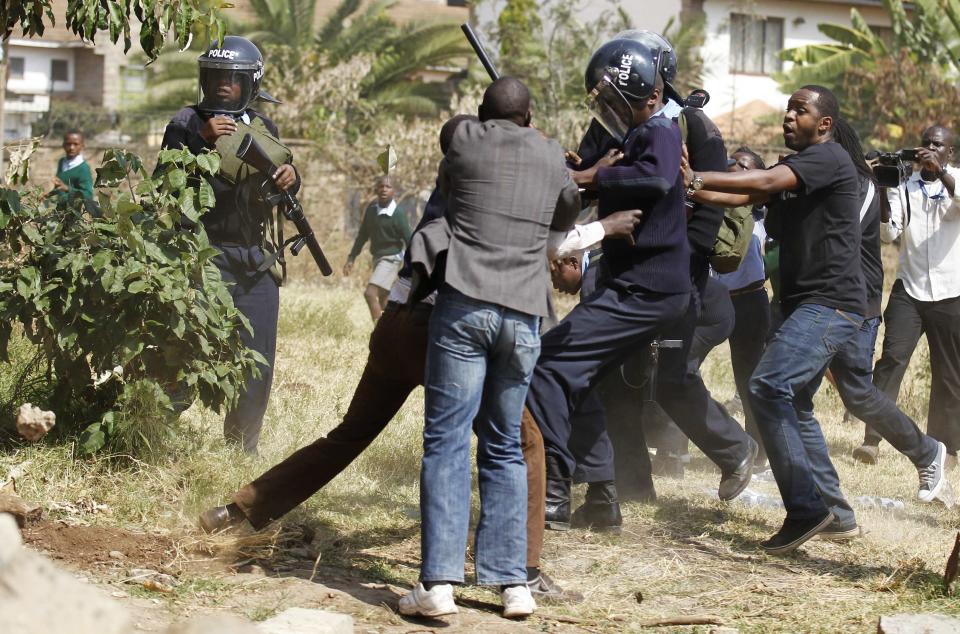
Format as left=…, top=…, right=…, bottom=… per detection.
left=732, top=146, right=765, bottom=170
left=63, top=129, right=84, bottom=140
left=799, top=84, right=840, bottom=122
left=923, top=124, right=955, bottom=147
left=480, top=77, right=530, bottom=123
left=439, top=114, right=478, bottom=155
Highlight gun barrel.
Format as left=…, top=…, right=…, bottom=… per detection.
left=235, top=135, right=333, bottom=276
left=461, top=23, right=500, bottom=82
left=281, top=194, right=334, bottom=276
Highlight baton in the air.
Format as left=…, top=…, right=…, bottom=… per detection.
left=461, top=23, right=500, bottom=81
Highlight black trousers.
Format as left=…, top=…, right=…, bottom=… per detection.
left=562, top=260, right=617, bottom=485
left=526, top=280, right=689, bottom=481
left=214, top=246, right=280, bottom=453
left=866, top=280, right=960, bottom=453
left=568, top=391, right=616, bottom=483
left=728, top=286, right=770, bottom=461
left=652, top=265, right=752, bottom=473
left=649, top=274, right=737, bottom=455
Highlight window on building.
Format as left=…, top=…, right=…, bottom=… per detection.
left=51, top=59, right=69, bottom=83
left=9, top=57, right=25, bottom=80
left=870, top=25, right=895, bottom=48
left=729, top=13, right=784, bottom=74
left=446, top=0, right=468, bottom=5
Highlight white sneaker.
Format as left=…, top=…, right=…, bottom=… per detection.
left=398, top=582, right=458, bottom=617
left=918, top=441, right=947, bottom=503
left=502, top=584, right=536, bottom=619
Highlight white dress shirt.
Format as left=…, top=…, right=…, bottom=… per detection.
left=60, top=154, right=85, bottom=171
left=547, top=221, right=606, bottom=259
left=377, top=199, right=398, bottom=217
left=882, top=166, right=960, bottom=301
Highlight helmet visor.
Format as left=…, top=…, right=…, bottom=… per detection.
left=586, top=76, right=634, bottom=144
left=198, top=68, right=254, bottom=114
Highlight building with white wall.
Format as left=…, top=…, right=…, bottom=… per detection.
left=696, top=0, right=896, bottom=121
left=473, top=0, right=898, bottom=139
left=2, top=0, right=143, bottom=140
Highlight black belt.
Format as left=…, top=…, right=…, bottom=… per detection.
left=729, top=279, right=766, bottom=297
left=384, top=300, right=433, bottom=316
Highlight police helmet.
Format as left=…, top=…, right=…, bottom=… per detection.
left=197, top=36, right=264, bottom=115
left=584, top=38, right=663, bottom=142
left=614, top=30, right=677, bottom=86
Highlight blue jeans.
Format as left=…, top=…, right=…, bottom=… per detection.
left=831, top=318, right=938, bottom=466
left=749, top=303, right=863, bottom=520
left=795, top=378, right=856, bottom=529
left=420, top=288, right=540, bottom=586
left=792, top=317, right=938, bottom=529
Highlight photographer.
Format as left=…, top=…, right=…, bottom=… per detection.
left=161, top=36, right=299, bottom=453
left=855, top=125, right=960, bottom=467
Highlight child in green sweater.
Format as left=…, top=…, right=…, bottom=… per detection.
left=48, top=130, right=94, bottom=203
left=343, top=175, right=412, bottom=321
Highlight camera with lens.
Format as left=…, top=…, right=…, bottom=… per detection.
left=871, top=149, right=918, bottom=188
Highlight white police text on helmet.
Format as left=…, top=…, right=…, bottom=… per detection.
left=617, top=54, right=633, bottom=88
left=208, top=48, right=238, bottom=60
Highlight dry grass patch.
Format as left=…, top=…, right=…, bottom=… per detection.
left=2, top=275, right=959, bottom=632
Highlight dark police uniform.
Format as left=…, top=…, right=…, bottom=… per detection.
left=162, top=106, right=299, bottom=452
left=525, top=115, right=691, bottom=484
left=559, top=109, right=753, bottom=497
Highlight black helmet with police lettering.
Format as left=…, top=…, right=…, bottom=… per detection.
left=197, top=36, right=264, bottom=115
left=614, top=30, right=677, bottom=84
left=613, top=29, right=686, bottom=105
left=583, top=38, right=663, bottom=142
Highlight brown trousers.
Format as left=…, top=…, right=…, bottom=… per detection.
left=232, top=301, right=546, bottom=568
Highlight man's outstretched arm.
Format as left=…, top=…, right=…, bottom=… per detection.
left=687, top=164, right=799, bottom=196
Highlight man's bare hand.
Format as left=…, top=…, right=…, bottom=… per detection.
left=342, top=260, right=354, bottom=276
left=273, top=163, right=297, bottom=191
left=916, top=147, right=944, bottom=175
left=681, top=143, right=694, bottom=188
left=565, top=150, right=582, bottom=166
left=600, top=209, right=643, bottom=246
left=596, top=148, right=624, bottom=168
left=199, top=115, right=237, bottom=145
left=570, top=148, right=624, bottom=189
left=52, top=176, right=68, bottom=192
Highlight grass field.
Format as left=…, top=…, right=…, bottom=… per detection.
left=2, top=261, right=959, bottom=632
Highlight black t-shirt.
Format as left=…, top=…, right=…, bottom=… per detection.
left=766, top=141, right=865, bottom=315
left=856, top=175, right=883, bottom=318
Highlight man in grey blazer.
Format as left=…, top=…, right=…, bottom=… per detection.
left=399, top=77, right=580, bottom=619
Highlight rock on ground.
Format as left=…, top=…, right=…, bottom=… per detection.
left=16, top=403, right=55, bottom=441
left=165, top=614, right=261, bottom=634
left=257, top=607, right=354, bottom=634
left=0, top=492, right=40, bottom=528
left=878, top=614, right=960, bottom=633
left=0, top=513, right=132, bottom=634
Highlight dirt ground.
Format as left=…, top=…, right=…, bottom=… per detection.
left=17, top=518, right=586, bottom=633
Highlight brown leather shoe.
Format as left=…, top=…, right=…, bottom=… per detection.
left=852, top=444, right=879, bottom=465
left=198, top=503, right=247, bottom=533
left=527, top=572, right=584, bottom=605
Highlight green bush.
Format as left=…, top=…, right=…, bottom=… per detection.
left=0, top=146, right=264, bottom=455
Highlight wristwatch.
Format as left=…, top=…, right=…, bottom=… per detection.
left=687, top=174, right=704, bottom=196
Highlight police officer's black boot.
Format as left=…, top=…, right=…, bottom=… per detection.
left=571, top=481, right=623, bottom=533
left=544, top=455, right=572, bottom=531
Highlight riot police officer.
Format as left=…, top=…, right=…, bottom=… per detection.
left=161, top=36, right=298, bottom=453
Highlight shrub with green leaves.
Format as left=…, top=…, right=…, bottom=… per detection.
left=0, top=147, right=264, bottom=455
